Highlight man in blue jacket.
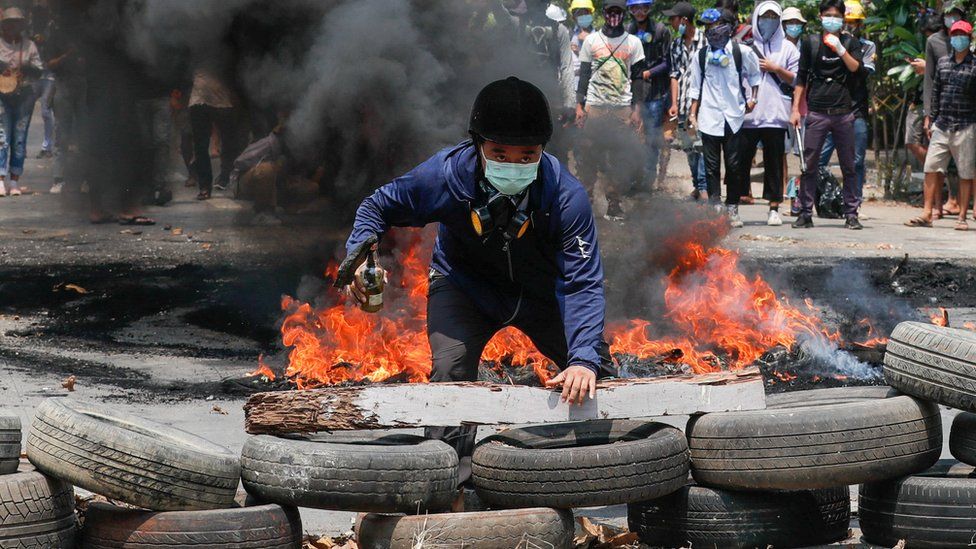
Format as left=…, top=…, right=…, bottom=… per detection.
left=343, top=77, right=615, bottom=420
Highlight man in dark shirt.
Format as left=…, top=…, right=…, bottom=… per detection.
left=790, top=0, right=864, bottom=229
left=907, top=20, right=976, bottom=230
left=922, top=3, right=966, bottom=216
left=627, top=0, right=672, bottom=188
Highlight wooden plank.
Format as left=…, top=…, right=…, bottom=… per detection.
left=243, top=367, right=765, bottom=434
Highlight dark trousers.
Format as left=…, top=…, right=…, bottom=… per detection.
left=738, top=127, right=786, bottom=204
left=189, top=104, right=245, bottom=193
left=701, top=122, right=743, bottom=205
left=424, top=275, right=614, bottom=458
left=799, top=110, right=859, bottom=217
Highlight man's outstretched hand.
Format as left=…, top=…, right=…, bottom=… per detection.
left=545, top=365, right=597, bottom=406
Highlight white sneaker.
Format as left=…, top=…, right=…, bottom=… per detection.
left=767, top=209, right=783, bottom=226
left=8, top=187, right=21, bottom=196
left=712, top=202, right=724, bottom=214
left=49, top=181, right=64, bottom=194
left=0, top=181, right=7, bottom=197
left=727, top=204, right=744, bottom=228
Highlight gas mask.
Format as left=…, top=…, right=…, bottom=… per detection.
left=706, top=23, right=732, bottom=50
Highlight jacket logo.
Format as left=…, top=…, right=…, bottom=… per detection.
left=576, top=236, right=591, bottom=259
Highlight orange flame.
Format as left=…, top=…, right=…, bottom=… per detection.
left=248, top=355, right=276, bottom=381
left=259, top=231, right=848, bottom=385
left=853, top=318, right=888, bottom=348
left=930, top=307, right=949, bottom=327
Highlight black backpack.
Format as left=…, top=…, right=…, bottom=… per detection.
left=519, top=17, right=562, bottom=71
left=815, top=168, right=844, bottom=219
left=698, top=40, right=745, bottom=103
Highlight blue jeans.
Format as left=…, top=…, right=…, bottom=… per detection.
left=819, top=116, right=868, bottom=200
left=641, top=96, right=668, bottom=186
left=35, top=78, right=55, bottom=152
left=0, top=90, right=36, bottom=179
left=689, top=150, right=706, bottom=192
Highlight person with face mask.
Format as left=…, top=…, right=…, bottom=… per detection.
left=687, top=8, right=761, bottom=225
left=343, top=78, right=616, bottom=461
left=569, top=0, right=596, bottom=92
left=737, top=1, right=799, bottom=226
left=779, top=6, right=806, bottom=214
left=922, top=3, right=967, bottom=217
left=627, top=0, right=673, bottom=189
left=666, top=1, right=708, bottom=200
left=575, top=0, right=648, bottom=219
left=907, top=20, right=976, bottom=230
left=816, top=1, right=875, bottom=202
left=790, top=0, right=864, bottom=229
left=0, top=8, right=43, bottom=198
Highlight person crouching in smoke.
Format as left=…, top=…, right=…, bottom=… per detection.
left=341, top=77, right=615, bottom=463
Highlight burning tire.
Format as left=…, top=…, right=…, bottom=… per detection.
left=949, top=412, right=976, bottom=466
left=26, top=399, right=240, bottom=511
left=0, top=461, right=76, bottom=548
left=687, top=386, right=941, bottom=490
left=240, top=433, right=458, bottom=513
left=860, top=460, right=976, bottom=548
left=627, top=484, right=850, bottom=548
left=470, top=420, right=689, bottom=509
left=0, top=414, right=21, bottom=475
left=356, top=508, right=574, bottom=549
left=884, top=321, right=976, bottom=411
left=80, top=502, right=302, bottom=548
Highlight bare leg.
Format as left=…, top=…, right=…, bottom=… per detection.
left=959, top=179, right=973, bottom=223
left=935, top=172, right=946, bottom=217
left=921, top=172, right=939, bottom=222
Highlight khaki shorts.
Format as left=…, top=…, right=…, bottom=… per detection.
left=924, top=124, right=976, bottom=180
left=904, top=105, right=927, bottom=146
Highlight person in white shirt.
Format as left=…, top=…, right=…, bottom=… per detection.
left=688, top=8, right=760, bottom=226
left=574, top=0, right=647, bottom=220
left=0, top=8, right=43, bottom=197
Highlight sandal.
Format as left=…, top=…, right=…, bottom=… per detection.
left=196, top=191, right=211, bottom=201
left=118, top=215, right=156, bottom=226
left=955, top=221, right=969, bottom=231
left=904, top=217, right=933, bottom=228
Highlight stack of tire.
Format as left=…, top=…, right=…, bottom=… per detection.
left=23, top=398, right=302, bottom=548
left=240, top=420, right=692, bottom=549
left=628, top=355, right=945, bottom=546
left=858, top=321, right=976, bottom=547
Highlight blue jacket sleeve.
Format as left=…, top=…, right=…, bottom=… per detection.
left=345, top=153, right=446, bottom=256
left=552, top=172, right=606, bottom=375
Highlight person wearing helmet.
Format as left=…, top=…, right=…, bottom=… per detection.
left=343, top=78, right=615, bottom=435
left=921, top=3, right=968, bottom=217
left=627, top=0, right=673, bottom=189
left=575, top=0, right=649, bottom=219
left=816, top=0, right=876, bottom=202
left=790, top=0, right=865, bottom=229
left=687, top=8, right=761, bottom=225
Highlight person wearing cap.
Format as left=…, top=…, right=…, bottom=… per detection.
left=627, top=0, right=673, bottom=189
left=907, top=20, right=976, bottom=230
left=574, top=0, right=648, bottom=219
left=921, top=2, right=968, bottom=217
left=781, top=6, right=807, bottom=45
left=0, top=7, right=43, bottom=198
left=344, top=78, right=615, bottom=435
left=667, top=1, right=708, bottom=200
left=790, top=0, right=865, bottom=230
left=737, top=0, right=799, bottom=227
left=687, top=8, right=761, bottom=225
left=816, top=0, right=876, bottom=202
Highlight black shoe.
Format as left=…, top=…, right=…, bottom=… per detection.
left=792, top=215, right=814, bottom=228
left=604, top=198, right=624, bottom=221
left=845, top=216, right=863, bottom=230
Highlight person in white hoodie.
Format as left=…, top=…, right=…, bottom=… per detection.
left=736, top=0, right=799, bottom=226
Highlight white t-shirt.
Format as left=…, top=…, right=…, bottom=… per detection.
left=578, top=30, right=644, bottom=107
left=0, top=38, right=42, bottom=75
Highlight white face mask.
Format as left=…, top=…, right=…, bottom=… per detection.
left=481, top=147, right=540, bottom=196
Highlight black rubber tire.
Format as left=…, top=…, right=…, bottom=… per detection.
left=357, top=508, right=574, bottom=549
left=471, top=420, right=689, bottom=509
left=79, top=502, right=302, bottom=548
left=26, top=399, right=240, bottom=511
left=241, top=433, right=458, bottom=513
left=860, top=459, right=976, bottom=548
left=627, top=484, right=850, bottom=549
left=0, top=415, right=21, bottom=475
left=950, top=412, right=976, bottom=466
left=0, top=461, right=76, bottom=548
left=884, top=321, right=976, bottom=411
left=688, top=386, right=942, bottom=490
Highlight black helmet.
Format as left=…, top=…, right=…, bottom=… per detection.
left=469, top=77, right=553, bottom=146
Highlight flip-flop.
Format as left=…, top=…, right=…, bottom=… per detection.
left=118, top=216, right=156, bottom=226
left=904, top=217, right=933, bottom=227
left=955, top=221, right=969, bottom=231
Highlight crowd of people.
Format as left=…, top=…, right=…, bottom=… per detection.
left=0, top=0, right=972, bottom=232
